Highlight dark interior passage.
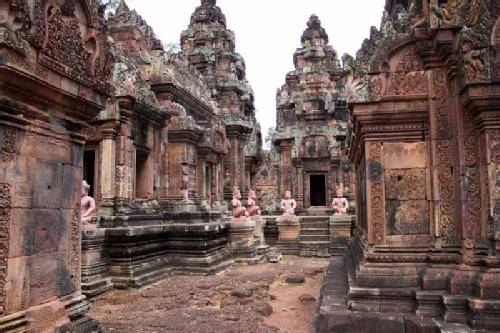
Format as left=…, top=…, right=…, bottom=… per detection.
left=83, top=149, right=96, bottom=197
left=310, top=174, right=326, bottom=206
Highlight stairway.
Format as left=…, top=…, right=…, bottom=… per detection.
left=299, top=216, right=330, bottom=257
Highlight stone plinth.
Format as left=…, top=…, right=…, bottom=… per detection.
left=329, top=215, right=354, bottom=256
left=81, top=226, right=112, bottom=298
left=251, top=217, right=270, bottom=256
left=276, top=216, right=300, bottom=255
left=228, top=219, right=264, bottom=264
left=79, top=219, right=231, bottom=294
left=262, top=216, right=279, bottom=246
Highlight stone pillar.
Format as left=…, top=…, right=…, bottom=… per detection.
left=99, top=126, right=117, bottom=216
left=329, top=215, right=355, bottom=256
left=279, top=141, right=293, bottom=197
left=296, top=163, right=304, bottom=211
left=276, top=215, right=300, bottom=255
left=365, top=141, right=386, bottom=245
left=428, top=69, right=460, bottom=247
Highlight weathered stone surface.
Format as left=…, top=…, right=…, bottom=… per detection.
left=335, top=1, right=500, bottom=331
left=272, top=14, right=354, bottom=214
left=284, top=273, right=306, bottom=284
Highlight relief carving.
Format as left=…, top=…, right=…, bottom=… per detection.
left=387, top=200, right=430, bottom=235
left=70, top=204, right=81, bottom=287
left=0, top=127, right=16, bottom=163
left=33, top=0, right=113, bottom=92
left=464, top=166, right=481, bottom=239
left=385, top=169, right=427, bottom=200
left=0, top=183, right=11, bottom=315
left=433, top=70, right=457, bottom=243
left=387, top=46, right=427, bottom=96
left=369, top=142, right=385, bottom=244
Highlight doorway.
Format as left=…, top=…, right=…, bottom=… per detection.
left=83, top=149, right=96, bottom=197
left=310, top=174, right=326, bottom=206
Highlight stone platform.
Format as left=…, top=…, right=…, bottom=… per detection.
left=315, top=232, right=496, bottom=333
left=81, top=218, right=231, bottom=297
left=315, top=256, right=473, bottom=333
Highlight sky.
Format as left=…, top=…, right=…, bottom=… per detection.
left=125, top=0, right=386, bottom=139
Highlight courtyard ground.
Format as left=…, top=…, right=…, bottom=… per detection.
left=88, top=256, right=329, bottom=333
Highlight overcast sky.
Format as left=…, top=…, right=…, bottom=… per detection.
left=125, top=0, right=386, bottom=138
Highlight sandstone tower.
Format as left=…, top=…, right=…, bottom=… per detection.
left=181, top=0, right=262, bottom=200
left=273, top=15, right=354, bottom=213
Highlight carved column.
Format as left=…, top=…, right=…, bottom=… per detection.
left=279, top=140, right=293, bottom=197
left=428, top=68, right=460, bottom=247
left=366, top=141, right=385, bottom=245
left=99, top=124, right=117, bottom=215
left=296, top=162, right=304, bottom=210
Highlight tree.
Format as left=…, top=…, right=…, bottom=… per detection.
left=264, top=127, right=276, bottom=150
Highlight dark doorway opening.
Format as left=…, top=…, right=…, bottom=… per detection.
left=310, top=175, right=326, bottom=206
left=83, top=149, right=96, bottom=197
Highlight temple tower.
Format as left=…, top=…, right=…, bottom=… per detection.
left=181, top=0, right=262, bottom=200
left=273, top=15, right=353, bottom=213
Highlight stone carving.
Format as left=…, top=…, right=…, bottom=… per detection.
left=81, top=181, right=96, bottom=225
left=331, top=189, right=349, bottom=215
left=232, top=187, right=247, bottom=218
left=0, top=127, right=16, bottom=163
left=181, top=164, right=190, bottom=201
left=388, top=47, right=427, bottom=96
left=385, top=169, right=427, bottom=200
left=246, top=190, right=261, bottom=217
left=463, top=41, right=485, bottom=82
left=299, top=136, right=330, bottom=159
left=433, top=70, right=458, bottom=243
left=387, top=200, right=430, bottom=235
left=33, top=0, right=114, bottom=93
left=369, top=142, right=385, bottom=244
left=280, top=191, right=297, bottom=216
left=0, top=183, right=11, bottom=315
left=70, top=204, right=81, bottom=287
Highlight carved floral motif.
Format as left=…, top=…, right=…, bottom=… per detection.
left=70, top=204, right=81, bottom=287
left=369, top=142, right=385, bottom=244
left=0, top=127, right=16, bottom=163
left=0, top=183, right=11, bottom=314
left=388, top=47, right=427, bottom=96
left=32, top=0, right=113, bottom=93
left=433, top=70, right=457, bottom=243
left=385, top=169, right=427, bottom=199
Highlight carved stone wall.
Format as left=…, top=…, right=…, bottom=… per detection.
left=0, top=183, right=11, bottom=315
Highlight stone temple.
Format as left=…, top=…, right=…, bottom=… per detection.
left=0, top=0, right=499, bottom=332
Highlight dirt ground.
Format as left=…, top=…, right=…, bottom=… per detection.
left=88, top=256, right=329, bottom=333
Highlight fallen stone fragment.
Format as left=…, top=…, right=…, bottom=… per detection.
left=299, top=294, right=316, bottom=305
left=284, top=273, right=305, bottom=284
left=253, top=301, right=274, bottom=317
left=230, top=285, right=258, bottom=298
left=267, top=252, right=283, bottom=263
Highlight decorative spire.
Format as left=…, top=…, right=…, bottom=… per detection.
left=301, top=14, right=329, bottom=46
left=201, top=0, right=216, bottom=6
left=190, top=0, right=226, bottom=26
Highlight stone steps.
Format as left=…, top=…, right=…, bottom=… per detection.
left=300, top=235, right=330, bottom=242
left=300, top=228, right=330, bottom=236
left=299, top=216, right=331, bottom=257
